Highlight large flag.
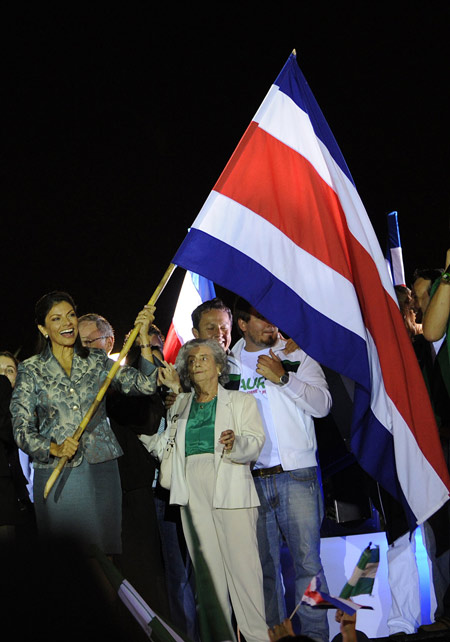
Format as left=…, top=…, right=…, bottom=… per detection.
left=385, top=211, right=406, bottom=286
left=172, top=51, right=450, bottom=525
left=163, top=270, right=216, bottom=362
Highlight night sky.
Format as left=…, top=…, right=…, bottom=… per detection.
left=3, top=5, right=450, bottom=360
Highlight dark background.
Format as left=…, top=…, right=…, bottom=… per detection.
left=3, top=4, right=450, bottom=359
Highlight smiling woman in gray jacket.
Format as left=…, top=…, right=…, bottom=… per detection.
left=11, top=291, right=158, bottom=555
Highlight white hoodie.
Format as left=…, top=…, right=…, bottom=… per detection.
left=230, top=337, right=332, bottom=471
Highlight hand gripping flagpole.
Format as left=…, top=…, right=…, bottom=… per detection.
left=43, top=263, right=177, bottom=499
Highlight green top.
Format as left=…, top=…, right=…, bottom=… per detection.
left=185, top=397, right=217, bottom=456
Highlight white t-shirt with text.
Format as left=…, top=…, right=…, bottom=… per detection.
left=239, top=347, right=281, bottom=469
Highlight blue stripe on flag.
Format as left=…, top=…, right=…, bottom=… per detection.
left=386, top=211, right=401, bottom=250
left=274, top=53, right=354, bottom=186
left=190, top=271, right=216, bottom=302
left=175, top=229, right=369, bottom=381
left=174, top=228, right=417, bottom=523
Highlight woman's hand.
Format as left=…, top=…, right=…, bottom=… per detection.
left=219, top=429, right=235, bottom=452
left=135, top=305, right=156, bottom=341
left=158, top=361, right=183, bottom=394
left=135, top=305, right=157, bottom=361
left=165, top=391, right=179, bottom=410
left=50, top=436, right=79, bottom=460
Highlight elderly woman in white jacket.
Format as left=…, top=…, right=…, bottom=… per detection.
left=140, top=338, right=268, bottom=642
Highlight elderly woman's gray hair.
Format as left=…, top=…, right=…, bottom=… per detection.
left=175, top=339, right=229, bottom=388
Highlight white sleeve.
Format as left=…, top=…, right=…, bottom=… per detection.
left=269, top=349, right=332, bottom=418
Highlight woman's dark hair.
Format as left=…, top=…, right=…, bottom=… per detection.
left=0, top=351, right=19, bottom=368
left=34, top=291, right=88, bottom=357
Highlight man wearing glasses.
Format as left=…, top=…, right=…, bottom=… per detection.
left=78, top=313, right=115, bottom=354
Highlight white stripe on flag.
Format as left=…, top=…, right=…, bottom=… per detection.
left=194, top=191, right=366, bottom=338
left=389, top=247, right=406, bottom=286
left=171, top=271, right=203, bottom=345
left=118, top=579, right=186, bottom=641
left=251, top=85, right=397, bottom=299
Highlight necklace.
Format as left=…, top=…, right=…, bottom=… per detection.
left=195, top=392, right=217, bottom=409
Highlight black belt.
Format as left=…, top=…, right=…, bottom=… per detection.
left=252, top=464, right=284, bottom=478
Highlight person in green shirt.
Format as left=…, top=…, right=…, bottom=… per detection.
left=140, top=338, right=268, bottom=642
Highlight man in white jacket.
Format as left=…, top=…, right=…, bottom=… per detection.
left=232, top=297, right=332, bottom=642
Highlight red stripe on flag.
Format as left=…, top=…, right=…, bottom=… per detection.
left=351, top=240, right=448, bottom=484
left=215, top=124, right=353, bottom=280
left=163, top=322, right=182, bottom=364
left=214, top=126, right=447, bottom=485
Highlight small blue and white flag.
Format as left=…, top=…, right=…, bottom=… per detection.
left=385, top=211, right=406, bottom=286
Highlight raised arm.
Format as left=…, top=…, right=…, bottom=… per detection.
left=423, top=250, right=450, bottom=342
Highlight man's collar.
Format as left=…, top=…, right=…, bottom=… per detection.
left=231, top=336, right=286, bottom=358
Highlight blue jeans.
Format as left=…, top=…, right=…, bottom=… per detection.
left=254, top=466, right=329, bottom=642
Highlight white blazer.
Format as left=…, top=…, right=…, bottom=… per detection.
left=140, top=385, right=265, bottom=508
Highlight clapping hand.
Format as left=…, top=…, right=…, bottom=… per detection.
left=158, top=361, right=182, bottom=394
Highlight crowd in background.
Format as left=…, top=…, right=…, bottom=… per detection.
left=2, top=252, right=450, bottom=642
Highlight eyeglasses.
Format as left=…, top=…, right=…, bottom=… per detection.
left=82, top=336, right=112, bottom=346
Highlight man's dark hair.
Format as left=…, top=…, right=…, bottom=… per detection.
left=147, top=323, right=165, bottom=343
left=191, top=297, right=232, bottom=330
left=147, top=323, right=166, bottom=346
left=233, top=296, right=254, bottom=336
left=233, top=296, right=252, bottom=324
left=412, top=268, right=443, bottom=292
left=394, top=285, right=412, bottom=312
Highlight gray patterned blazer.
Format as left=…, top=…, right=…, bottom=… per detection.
left=10, top=345, right=157, bottom=468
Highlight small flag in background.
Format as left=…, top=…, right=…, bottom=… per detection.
left=94, top=517, right=234, bottom=642
left=339, top=543, right=380, bottom=599
left=94, top=547, right=192, bottom=642
left=300, top=575, right=373, bottom=616
left=163, top=270, right=216, bottom=363
left=299, top=543, right=379, bottom=616
left=385, top=211, right=406, bottom=286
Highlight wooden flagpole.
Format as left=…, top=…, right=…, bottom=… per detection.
left=43, top=262, right=177, bottom=499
